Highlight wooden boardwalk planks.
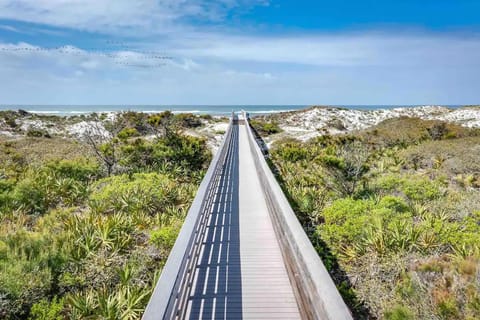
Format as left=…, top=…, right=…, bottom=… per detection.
left=185, top=124, right=301, bottom=319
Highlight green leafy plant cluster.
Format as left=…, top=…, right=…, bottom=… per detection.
left=267, top=119, right=480, bottom=319
left=0, top=115, right=211, bottom=319
left=250, top=118, right=283, bottom=135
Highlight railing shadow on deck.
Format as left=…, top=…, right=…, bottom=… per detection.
left=143, top=113, right=240, bottom=320
left=247, top=115, right=373, bottom=320
left=188, top=124, right=242, bottom=319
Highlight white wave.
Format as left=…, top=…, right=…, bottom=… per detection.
left=171, top=110, right=203, bottom=114
left=66, top=111, right=92, bottom=114
left=26, top=110, right=62, bottom=114
left=246, top=109, right=295, bottom=114
left=130, top=110, right=204, bottom=114
left=26, top=110, right=97, bottom=115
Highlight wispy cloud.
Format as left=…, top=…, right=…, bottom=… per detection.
left=1, top=34, right=479, bottom=105
left=0, top=1, right=479, bottom=104
left=0, top=24, right=22, bottom=33
left=167, top=32, right=480, bottom=67
left=0, top=0, right=269, bottom=35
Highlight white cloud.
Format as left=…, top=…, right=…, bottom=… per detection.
left=0, top=1, right=479, bottom=104
left=168, top=32, right=480, bottom=67
left=1, top=30, right=480, bottom=105
left=0, top=24, right=21, bottom=32
left=0, top=0, right=268, bottom=34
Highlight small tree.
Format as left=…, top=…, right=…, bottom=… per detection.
left=147, top=111, right=178, bottom=139
left=427, top=122, right=448, bottom=140
left=84, top=115, right=127, bottom=176
left=320, top=141, right=370, bottom=196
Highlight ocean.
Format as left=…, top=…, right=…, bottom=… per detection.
left=0, top=105, right=463, bottom=116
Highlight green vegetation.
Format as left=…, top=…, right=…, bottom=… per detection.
left=250, top=118, right=283, bottom=135
left=268, top=117, right=480, bottom=319
left=0, top=111, right=211, bottom=319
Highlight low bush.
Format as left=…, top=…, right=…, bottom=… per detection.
left=29, top=297, right=65, bottom=320
left=150, top=226, right=179, bottom=253
left=0, top=122, right=209, bottom=318
left=89, top=173, right=184, bottom=216
left=266, top=124, right=480, bottom=319
left=26, top=128, right=51, bottom=138
left=250, top=119, right=282, bottom=135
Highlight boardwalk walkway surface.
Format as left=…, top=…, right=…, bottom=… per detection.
left=143, top=113, right=352, bottom=320
left=185, top=122, right=301, bottom=319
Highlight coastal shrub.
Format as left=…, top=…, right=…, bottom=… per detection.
left=147, top=111, right=176, bottom=137
left=384, top=305, right=414, bottom=320
left=0, top=227, right=66, bottom=318
left=262, top=114, right=480, bottom=319
left=10, top=177, right=48, bottom=215
left=319, top=198, right=374, bottom=250
left=250, top=119, right=282, bottom=135
left=317, top=141, right=370, bottom=196
left=4, top=117, right=17, bottom=128
left=152, top=134, right=211, bottom=173
left=116, top=111, right=151, bottom=135
left=117, top=127, right=140, bottom=140
left=436, top=213, right=480, bottom=257
left=67, top=285, right=151, bottom=320
left=360, top=117, right=474, bottom=148
left=0, top=116, right=209, bottom=319
left=26, top=128, right=51, bottom=138
left=29, top=297, right=65, bottom=320
left=89, top=173, right=180, bottom=216
left=0, top=240, right=7, bottom=259
left=5, top=165, right=91, bottom=215
left=372, top=174, right=442, bottom=203
left=401, top=177, right=442, bottom=203
left=175, top=113, right=203, bottom=128
left=45, top=159, right=100, bottom=182
left=150, top=226, right=178, bottom=253
left=378, top=195, right=409, bottom=213
left=427, top=122, right=449, bottom=140
left=272, top=140, right=308, bottom=162
left=120, top=134, right=211, bottom=174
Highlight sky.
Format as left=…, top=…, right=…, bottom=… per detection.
left=0, top=0, right=479, bottom=105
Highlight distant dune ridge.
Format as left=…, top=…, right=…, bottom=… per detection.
left=1, top=105, right=479, bottom=148
left=252, top=105, right=480, bottom=143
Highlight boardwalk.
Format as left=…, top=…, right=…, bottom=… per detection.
left=143, top=113, right=351, bottom=320
left=186, top=122, right=301, bottom=319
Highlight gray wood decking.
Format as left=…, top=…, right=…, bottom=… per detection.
left=185, top=123, right=301, bottom=319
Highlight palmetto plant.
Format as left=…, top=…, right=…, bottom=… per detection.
left=68, top=285, right=151, bottom=320
left=68, top=291, right=97, bottom=319
left=361, top=218, right=423, bottom=255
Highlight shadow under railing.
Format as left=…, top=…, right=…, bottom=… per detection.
left=187, top=124, right=242, bottom=319
left=143, top=113, right=240, bottom=320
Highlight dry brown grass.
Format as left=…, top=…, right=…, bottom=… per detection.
left=359, top=117, right=479, bottom=148
left=0, top=137, right=94, bottom=165
left=399, top=136, right=480, bottom=184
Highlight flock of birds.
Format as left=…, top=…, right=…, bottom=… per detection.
left=0, top=40, right=173, bottom=68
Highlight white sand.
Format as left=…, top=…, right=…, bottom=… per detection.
left=272, top=106, right=480, bottom=142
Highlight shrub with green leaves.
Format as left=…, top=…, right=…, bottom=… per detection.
left=150, top=226, right=178, bottom=253
left=250, top=119, right=282, bottom=135
left=0, top=117, right=210, bottom=319
left=266, top=123, right=480, bottom=319
left=119, top=134, right=211, bottom=175
left=89, top=172, right=184, bottom=216
left=29, top=297, right=65, bottom=320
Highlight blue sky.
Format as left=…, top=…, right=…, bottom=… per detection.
left=0, top=0, right=479, bottom=105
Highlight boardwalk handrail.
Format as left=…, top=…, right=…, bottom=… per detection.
left=143, top=113, right=236, bottom=320
left=242, top=111, right=352, bottom=320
